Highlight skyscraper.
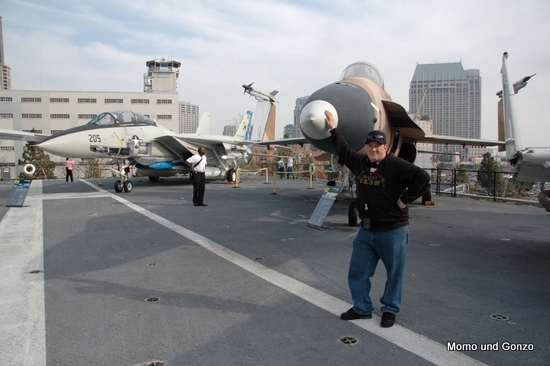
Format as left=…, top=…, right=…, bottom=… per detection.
left=409, top=62, right=481, bottom=161
left=0, top=16, right=12, bottom=90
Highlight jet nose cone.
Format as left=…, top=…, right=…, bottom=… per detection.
left=299, top=100, right=338, bottom=140
left=38, top=136, right=72, bottom=156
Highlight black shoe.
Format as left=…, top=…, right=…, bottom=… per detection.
left=381, top=312, right=396, bottom=328
left=198, top=203, right=207, bottom=206
left=340, top=308, right=372, bottom=320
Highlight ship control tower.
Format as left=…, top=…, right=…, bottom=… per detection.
left=143, top=58, right=181, bottom=93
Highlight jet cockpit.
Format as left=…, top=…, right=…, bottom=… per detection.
left=87, top=110, right=157, bottom=127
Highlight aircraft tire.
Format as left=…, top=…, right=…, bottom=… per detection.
left=227, top=169, right=236, bottom=182
left=348, top=200, right=358, bottom=227
left=114, top=180, right=123, bottom=193
left=422, top=185, right=432, bottom=204
left=23, top=164, right=36, bottom=175
left=123, top=181, right=133, bottom=193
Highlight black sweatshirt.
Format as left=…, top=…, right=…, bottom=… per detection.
left=330, top=129, right=430, bottom=232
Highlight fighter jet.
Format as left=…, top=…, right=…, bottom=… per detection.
left=242, top=82, right=279, bottom=103
left=497, top=52, right=550, bottom=212
left=266, top=61, right=504, bottom=159
left=0, top=109, right=260, bottom=193
left=260, top=61, right=505, bottom=224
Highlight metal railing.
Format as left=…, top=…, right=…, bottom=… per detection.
left=428, top=168, right=542, bottom=206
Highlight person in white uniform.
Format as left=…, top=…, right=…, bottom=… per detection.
left=186, top=147, right=207, bottom=206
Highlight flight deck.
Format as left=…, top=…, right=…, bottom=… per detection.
left=0, top=176, right=548, bottom=365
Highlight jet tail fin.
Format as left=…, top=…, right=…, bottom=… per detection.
left=195, top=113, right=211, bottom=134
left=262, top=102, right=276, bottom=141
left=234, top=111, right=253, bottom=140
left=499, top=52, right=525, bottom=161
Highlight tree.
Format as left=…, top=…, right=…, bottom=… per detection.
left=18, top=135, right=56, bottom=179
left=456, top=164, right=468, bottom=184
left=477, top=152, right=503, bottom=196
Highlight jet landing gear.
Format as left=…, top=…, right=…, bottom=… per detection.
left=111, top=162, right=133, bottom=193
left=114, top=179, right=132, bottom=193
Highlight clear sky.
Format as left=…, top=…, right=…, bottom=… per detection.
left=2, top=0, right=549, bottom=145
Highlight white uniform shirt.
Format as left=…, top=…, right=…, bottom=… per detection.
left=187, top=153, right=207, bottom=173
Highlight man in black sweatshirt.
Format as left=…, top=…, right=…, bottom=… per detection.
left=325, top=110, right=430, bottom=328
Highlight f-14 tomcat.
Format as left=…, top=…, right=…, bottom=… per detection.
left=38, top=109, right=256, bottom=192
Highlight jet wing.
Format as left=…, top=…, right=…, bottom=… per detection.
left=0, top=129, right=50, bottom=142
left=154, top=135, right=195, bottom=158
left=254, top=137, right=308, bottom=147
left=420, top=134, right=505, bottom=147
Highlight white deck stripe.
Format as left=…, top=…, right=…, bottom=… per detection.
left=81, top=179, right=487, bottom=366
left=0, top=180, right=46, bottom=365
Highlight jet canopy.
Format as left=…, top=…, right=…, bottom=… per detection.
left=340, top=62, right=384, bottom=89
left=86, top=110, right=157, bottom=126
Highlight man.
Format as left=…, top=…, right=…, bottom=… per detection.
left=277, top=158, right=285, bottom=179
left=324, top=110, right=430, bottom=328
left=186, top=147, right=207, bottom=206
left=286, top=157, right=295, bottom=179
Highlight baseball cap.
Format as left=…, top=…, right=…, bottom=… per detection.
left=366, top=130, right=386, bottom=144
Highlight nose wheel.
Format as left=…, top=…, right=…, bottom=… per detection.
left=112, top=160, right=133, bottom=193
left=115, top=180, right=133, bottom=193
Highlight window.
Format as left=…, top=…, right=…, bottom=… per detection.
left=0, top=146, right=14, bottom=151
left=51, top=130, right=63, bottom=134
left=23, top=129, right=43, bottom=133
left=157, top=99, right=172, bottom=104
left=0, top=113, right=13, bottom=118
left=50, top=114, right=70, bottom=119
left=0, top=97, right=13, bottom=102
left=157, top=115, right=172, bottom=119
left=22, top=114, right=42, bottom=118
left=50, top=98, right=69, bottom=103
left=131, top=99, right=149, bottom=104
left=105, top=98, right=123, bottom=104
left=77, top=98, right=97, bottom=103
left=21, top=97, right=42, bottom=103
left=78, top=114, right=97, bottom=119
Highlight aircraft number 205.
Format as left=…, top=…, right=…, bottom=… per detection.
left=89, top=134, right=101, bottom=143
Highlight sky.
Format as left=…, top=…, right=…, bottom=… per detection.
left=2, top=0, right=550, bottom=146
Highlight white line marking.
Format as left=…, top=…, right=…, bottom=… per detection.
left=0, top=180, right=46, bottom=365
left=81, top=180, right=487, bottom=365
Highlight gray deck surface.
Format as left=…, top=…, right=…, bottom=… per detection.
left=0, top=176, right=548, bottom=365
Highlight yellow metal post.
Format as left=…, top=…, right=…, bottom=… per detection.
left=272, top=165, right=278, bottom=195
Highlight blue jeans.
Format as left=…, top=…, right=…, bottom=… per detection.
left=348, top=225, right=409, bottom=315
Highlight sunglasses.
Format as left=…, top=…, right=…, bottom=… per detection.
left=367, top=133, right=385, bottom=141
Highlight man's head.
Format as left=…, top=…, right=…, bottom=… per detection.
left=198, top=147, right=206, bottom=156
left=365, top=130, right=388, bottom=163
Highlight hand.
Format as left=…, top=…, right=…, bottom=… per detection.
left=324, top=110, right=336, bottom=130
left=397, top=198, right=406, bottom=209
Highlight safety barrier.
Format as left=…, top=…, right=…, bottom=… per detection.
left=234, top=165, right=340, bottom=194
